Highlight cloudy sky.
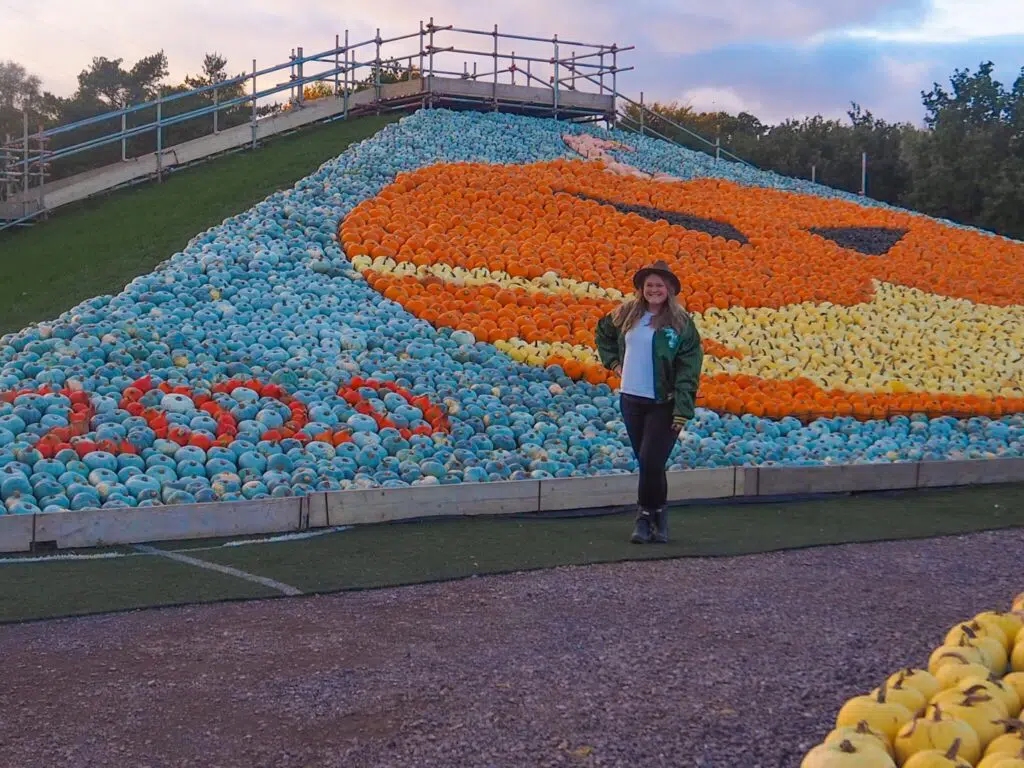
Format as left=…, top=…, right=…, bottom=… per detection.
left=3, top=0, right=1024, bottom=125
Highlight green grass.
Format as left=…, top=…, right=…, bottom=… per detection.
left=2, top=484, right=1022, bottom=624
left=201, top=484, right=1024, bottom=592
left=0, top=554, right=278, bottom=623
left=0, top=113, right=400, bottom=334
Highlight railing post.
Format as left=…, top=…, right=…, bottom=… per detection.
left=251, top=59, right=258, bottom=149
left=296, top=46, right=304, bottom=103
left=599, top=48, right=605, bottom=94
left=428, top=17, right=435, bottom=106
left=811, top=164, right=816, bottom=184
left=213, top=86, right=219, bottom=134
left=22, top=109, right=29, bottom=214
left=121, top=111, right=127, bottom=161
left=156, top=94, right=163, bottom=182
left=511, top=52, right=516, bottom=86
left=418, top=20, right=425, bottom=80
left=860, top=151, right=867, bottom=196
left=343, top=30, right=350, bottom=119
left=553, top=34, right=559, bottom=120
left=639, top=91, right=645, bottom=135
left=715, top=136, right=720, bottom=162
left=374, top=29, right=382, bottom=111
left=289, top=48, right=295, bottom=103
left=334, top=34, right=341, bottom=96
left=611, top=44, right=618, bottom=118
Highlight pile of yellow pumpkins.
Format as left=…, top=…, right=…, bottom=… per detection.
left=803, top=591, right=1024, bottom=767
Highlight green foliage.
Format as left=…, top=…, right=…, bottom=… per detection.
left=624, top=61, right=1024, bottom=240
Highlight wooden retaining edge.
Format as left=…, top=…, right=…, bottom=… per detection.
left=3, top=458, right=1024, bottom=553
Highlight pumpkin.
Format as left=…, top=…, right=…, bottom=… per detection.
left=837, top=685, right=915, bottom=742
left=872, top=680, right=927, bottom=716
left=978, top=745, right=1024, bottom=768
left=1004, top=674, right=1024, bottom=705
left=957, top=677, right=1023, bottom=717
left=948, top=620, right=1011, bottom=654
left=894, top=704, right=982, bottom=766
left=929, top=646, right=988, bottom=676
left=926, top=690, right=1008, bottom=747
left=888, top=669, right=942, bottom=703
left=902, top=738, right=974, bottom=768
left=981, top=721, right=1024, bottom=768
left=936, top=661, right=999, bottom=691
left=343, top=154, right=1024, bottom=421
left=1013, top=594, right=1024, bottom=613
left=932, top=684, right=1009, bottom=719
left=974, top=612, right=1024, bottom=647
left=1013, top=641, right=1024, bottom=673
left=826, top=721, right=896, bottom=759
left=801, top=739, right=896, bottom=768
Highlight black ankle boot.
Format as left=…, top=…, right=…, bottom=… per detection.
left=651, top=506, right=669, bottom=543
left=630, top=507, right=653, bottom=544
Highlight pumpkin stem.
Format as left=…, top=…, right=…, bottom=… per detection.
left=944, top=738, right=961, bottom=760
left=932, top=703, right=943, bottom=722
left=876, top=680, right=887, bottom=703
left=855, top=721, right=873, bottom=735
left=997, top=719, right=1024, bottom=733
left=962, top=624, right=977, bottom=639
left=838, top=740, right=857, bottom=754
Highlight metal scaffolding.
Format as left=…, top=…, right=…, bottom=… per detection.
left=0, top=21, right=752, bottom=232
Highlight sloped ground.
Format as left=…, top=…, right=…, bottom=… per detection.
left=1, top=529, right=1021, bottom=767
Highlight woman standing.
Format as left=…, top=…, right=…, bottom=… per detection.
left=595, top=260, right=704, bottom=544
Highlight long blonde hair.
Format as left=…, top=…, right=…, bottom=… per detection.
left=612, top=289, right=690, bottom=334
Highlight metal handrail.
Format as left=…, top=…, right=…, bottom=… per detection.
left=2, top=19, right=752, bottom=226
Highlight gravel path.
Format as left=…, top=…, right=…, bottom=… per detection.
left=1, top=529, right=1022, bottom=768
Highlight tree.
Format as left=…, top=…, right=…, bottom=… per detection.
left=0, top=60, right=42, bottom=140
left=75, top=52, right=169, bottom=110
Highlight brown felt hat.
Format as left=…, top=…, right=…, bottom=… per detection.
left=632, top=260, right=681, bottom=295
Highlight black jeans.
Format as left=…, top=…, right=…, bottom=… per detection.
left=620, top=393, right=677, bottom=511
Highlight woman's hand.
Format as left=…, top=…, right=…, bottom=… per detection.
left=671, top=416, right=687, bottom=436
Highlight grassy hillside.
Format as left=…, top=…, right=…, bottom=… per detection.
left=0, top=113, right=399, bottom=335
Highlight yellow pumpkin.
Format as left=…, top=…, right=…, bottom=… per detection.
left=975, top=611, right=1024, bottom=646
left=982, top=725, right=1024, bottom=768
left=948, top=620, right=1011, bottom=653
left=888, top=669, right=942, bottom=702
left=894, top=704, right=982, bottom=766
left=958, top=677, right=1023, bottom=717
left=981, top=746, right=1024, bottom=768
left=826, top=721, right=896, bottom=759
left=1004, top=673, right=1024, bottom=704
left=932, top=686, right=1009, bottom=720
left=902, top=738, right=974, bottom=767
left=801, top=738, right=897, bottom=768
left=927, top=691, right=1008, bottom=747
left=837, top=686, right=915, bottom=742
left=1013, top=641, right=1024, bottom=673
left=936, top=661, right=997, bottom=691
left=1013, top=593, right=1024, bottom=613
left=929, top=646, right=987, bottom=675
left=970, top=635, right=1011, bottom=675
left=873, top=681, right=927, bottom=716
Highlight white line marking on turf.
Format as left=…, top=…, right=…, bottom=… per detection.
left=0, top=526, right=354, bottom=565
left=134, top=545, right=303, bottom=596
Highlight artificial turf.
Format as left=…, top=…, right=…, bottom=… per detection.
left=2, top=483, right=1022, bottom=624
left=0, top=113, right=399, bottom=334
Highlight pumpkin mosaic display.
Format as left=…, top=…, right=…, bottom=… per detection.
left=1, top=108, right=1024, bottom=511
left=343, top=145, right=1024, bottom=421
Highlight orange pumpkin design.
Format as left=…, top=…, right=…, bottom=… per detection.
left=340, top=157, right=1024, bottom=420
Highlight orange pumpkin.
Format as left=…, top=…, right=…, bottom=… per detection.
left=342, top=157, right=1024, bottom=421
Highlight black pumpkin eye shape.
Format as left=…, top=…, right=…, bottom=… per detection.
left=807, top=226, right=908, bottom=256
left=564, top=192, right=749, bottom=245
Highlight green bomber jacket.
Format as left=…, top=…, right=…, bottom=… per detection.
left=594, top=312, right=704, bottom=421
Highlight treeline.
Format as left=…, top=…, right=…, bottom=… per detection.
left=0, top=52, right=415, bottom=186
left=624, top=61, right=1024, bottom=240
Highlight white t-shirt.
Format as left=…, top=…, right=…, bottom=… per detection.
left=619, top=312, right=656, bottom=399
